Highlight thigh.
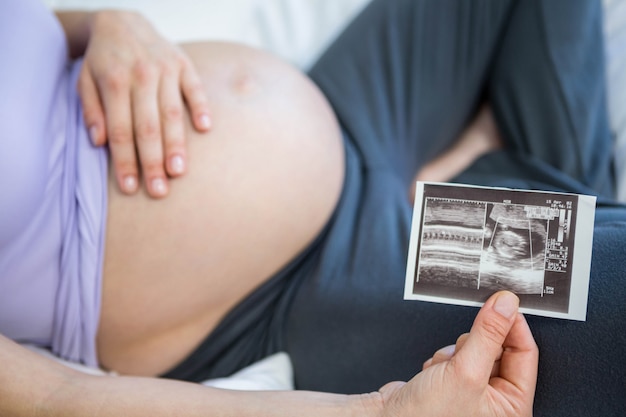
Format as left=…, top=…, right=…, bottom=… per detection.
left=526, top=206, right=626, bottom=416
left=288, top=181, right=626, bottom=417
left=309, top=0, right=516, bottom=186
left=489, top=0, right=614, bottom=198
left=457, top=157, right=626, bottom=415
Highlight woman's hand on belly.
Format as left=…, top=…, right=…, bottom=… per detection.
left=97, top=42, right=345, bottom=376
left=58, top=10, right=212, bottom=198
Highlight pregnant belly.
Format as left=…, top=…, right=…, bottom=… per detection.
left=97, top=42, right=345, bottom=376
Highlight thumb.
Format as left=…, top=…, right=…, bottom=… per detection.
left=453, top=291, right=519, bottom=383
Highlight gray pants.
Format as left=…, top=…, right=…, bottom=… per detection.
left=163, top=1, right=626, bottom=416
left=292, top=0, right=625, bottom=415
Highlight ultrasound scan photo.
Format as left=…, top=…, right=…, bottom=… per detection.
left=405, top=182, right=596, bottom=321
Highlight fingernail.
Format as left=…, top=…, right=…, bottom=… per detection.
left=199, top=114, right=211, bottom=130
left=170, top=155, right=185, bottom=175
left=493, top=292, right=519, bottom=319
left=151, top=178, right=167, bottom=196
left=122, top=175, right=137, bottom=193
left=89, top=125, right=98, bottom=145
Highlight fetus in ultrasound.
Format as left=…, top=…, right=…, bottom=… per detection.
left=480, top=204, right=547, bottom=294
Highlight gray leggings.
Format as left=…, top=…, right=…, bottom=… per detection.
left=290, top=0, right=625, bottom=415
left=163, top=1, right=626, bottom=415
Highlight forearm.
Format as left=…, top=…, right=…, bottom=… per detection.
left=54, top=10, right=94, bottom=58
left=0, top=334, right=380, bottom=417
left=0, top=334, right=74, bottom=417
left=44, top=374, right=380, bottom=417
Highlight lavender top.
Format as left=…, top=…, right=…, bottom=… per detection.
left=0, top=0, right=108, bottom=367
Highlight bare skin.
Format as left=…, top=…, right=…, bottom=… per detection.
left=98, top=44, right=505, bottom=377
left=0, top=291, right=536, bottom=417
left=59, top=13, right=503, bottom=376
left=98, top=42, right=346, bottom=376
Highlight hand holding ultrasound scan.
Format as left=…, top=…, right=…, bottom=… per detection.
left=378, top=291, right=537, bottom=417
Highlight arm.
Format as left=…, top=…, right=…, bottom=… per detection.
left=53, top=10, right=212, bottom=198
left=0, top=333, right=373, bottom=417
left=1, top=292, right=536, bottom=417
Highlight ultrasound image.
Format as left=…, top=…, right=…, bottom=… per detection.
left=408, top=183, right=589, bottom=319
left=479, top=204, right=547, bottom=294
left=418, top=199, right=486, bottom=289
left=418, top=199, right=548, bottom=294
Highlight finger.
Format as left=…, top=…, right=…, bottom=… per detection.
left=180, top=58, right=211, bottom=132
left=490, top=360, right=501, bottom=379
left=492, top=313, right=538, bottom=396
left=452, top=291, right=519, bottom=386
left=427, top=334, right=503, bottom=371
left=132, top=64, right=168, bottom=198
left=456, top=332, right=503, bottom=363
left=159, top=69, right=187, bottom=177
left=429, top=344, right=456, bottom=367
left=454, top=333, right=469, bottom=351
left=99, top=68, right=139, bottom=194
left=78, top=66, right=106, bottom=147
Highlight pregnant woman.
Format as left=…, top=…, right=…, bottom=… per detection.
left=1, top=0, right=624, bottom=415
